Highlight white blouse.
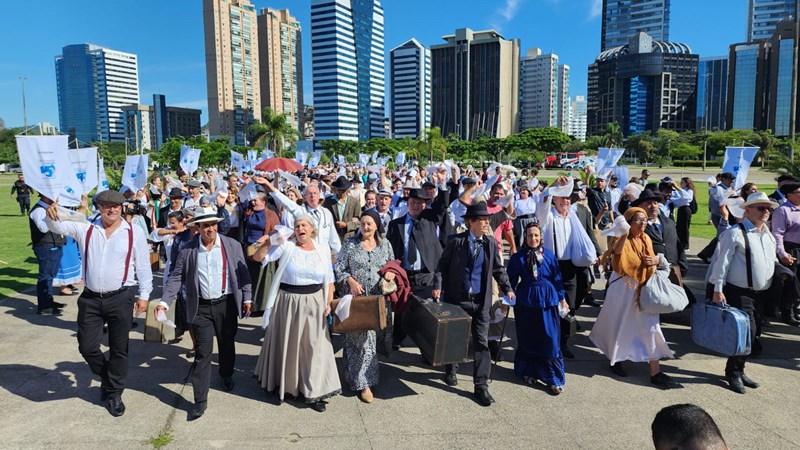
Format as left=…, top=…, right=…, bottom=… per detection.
left=281, top=246, right=332, bottom=285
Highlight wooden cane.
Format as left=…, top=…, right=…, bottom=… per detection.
left=489, top=307, right=510, bottom=383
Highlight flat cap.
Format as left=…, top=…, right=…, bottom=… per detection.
left=94, top=190, right=126, bottom=205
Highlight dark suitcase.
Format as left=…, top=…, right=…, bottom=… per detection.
left=403, top=297, right=472, bottom=366
left=330, top=295, right=387, bottom=333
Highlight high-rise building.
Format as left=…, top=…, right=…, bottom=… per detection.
left=166, top=106, right=203, bottom=140
left=153, top=94, right=168, bottom=149
left=310, top=0, right=385, bottom=143
left=518, top=49, right=570, bottom=132
left=569, top=95, right=588, bottom=141
left=726, top=41, right=771, bottom=131
left=123, top=104, right=157, bottom=151
left=747, top=0, right=797, bottom=42
left=697, top=57, right=729, bottom=132
left=601, top=0, right=670, bottom=51
left=588, top=32, right=698, bottom=137
left=203, top=0, right=261, bottom=146
left=431, top=28, right=520, bottom=140
left=124, top=95, right=202, bottom=150
left=390, top=38, right=431, bottom=138
left=258, top=8, right=304, bottom=133
left=56, top=43, right=139, bottom=144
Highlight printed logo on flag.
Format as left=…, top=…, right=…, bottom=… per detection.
left=40, top=164, right=55, bottom=177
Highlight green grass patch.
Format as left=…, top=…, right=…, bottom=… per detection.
left=0, top=173, right=38, bottom=298
left=149, top=431, right=174, bottom=448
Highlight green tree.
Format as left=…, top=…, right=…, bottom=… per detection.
left=249, top=107, right=299, bottom=157
left=625, top=133, right=657, bottom=163
left=600, top=122, right=624, bottom=147
left=416, top=127, right=447, bottom=162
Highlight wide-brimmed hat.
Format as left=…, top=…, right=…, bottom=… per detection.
left=331, top=176, right=351, bottom=190
left=188, top=206, right=223, bottom=225
left=421, top=180, right=436, bottom=190
left=95, top=190, right=126, bottom=205
left=631, top=189, right=663, bottom=206
left=408, top=188, right=433, bottom=200
left=779, top=182, right=800, bottom=196
left=351, top=176, right=363, bottom=185
left=376, top=187, right=393, bottom=197
left=168, top=187, right=184, bottom=198
left=741, top=192, right=779, bottom=209
left=462, top=202, right=492, bottom=219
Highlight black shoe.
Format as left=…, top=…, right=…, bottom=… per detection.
left=53, top=301, right=66, bottom=308
left=561, top=342, right=575, bottom=359
left=443, top=373, right=458, bottom=387
left=726, top=373, right=746, bottom=394
left=740, top=373, right=759, bottom=389
left=50, top=307, right=63, bottom=316
left=222, top=376, right=234, bottom=392
left=781, top=310, right=800, bottom=326
left=699, top=255, right=711, bottom=264
left=650, top=372, right=682, bottom=389
left=473, top=388, right=495, bottom=407
left=583, top=293, right=602, bottom=307
left=189, top=401, right=207, bottom=420
left=106, top=396, right=126, bottom=417
left=310, top=401, right=327, bottom=412
left=610, top=362, right=627, bottom=377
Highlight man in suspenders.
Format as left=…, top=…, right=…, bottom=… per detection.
left=44, top=190, right=153, bottom=416
left=709, top=192, right=778, bottom=394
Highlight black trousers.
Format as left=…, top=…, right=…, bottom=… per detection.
left=17, top=196, right=30, bottom=215
left=558, top=260, right=589, bottom=340
left=445, top=295, right=491, bottom=388
left=191, top=297, right=238, bottom=403
left=676, top=206, right=691, bottom=250
left=723, top=284, right=765, bottom=374
left=77, top=288, right=135, bottom=396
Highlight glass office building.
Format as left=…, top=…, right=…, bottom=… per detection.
left=390, top=38, right=431, bottom=139
left=601, top=0, right=670, bottom=51
left=748, top=0, right=797, bottom=42
left=696, top=57, right=729, bottom=132
left=311, top=0, right=385, bottom=142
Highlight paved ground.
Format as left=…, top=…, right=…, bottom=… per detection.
left=1, top=236, right=799, bottom=449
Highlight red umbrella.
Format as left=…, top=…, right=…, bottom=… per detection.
left=254, top=157, right=303, bottom=173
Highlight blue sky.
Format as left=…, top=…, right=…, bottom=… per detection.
left=0, top=0, right=745, bottom=129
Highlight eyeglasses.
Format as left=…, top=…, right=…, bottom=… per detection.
left=752, top=206, right=771, bottom=212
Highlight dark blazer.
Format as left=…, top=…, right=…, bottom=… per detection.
left=645, top=212, right=688, bottom=273
left=323, top=195, right=361, bottom=241
left=162, top=234, right=252, bottom=324
left=433, top=232, right=513, bottom=313
left=386, top=187, right=450, bottom=274
left=575, top=203, right=602, bottom=257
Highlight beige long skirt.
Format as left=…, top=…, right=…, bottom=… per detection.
left=254, top=290, right=342, bottom=403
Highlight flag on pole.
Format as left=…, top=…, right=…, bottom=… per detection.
left=295, top=151, right=309, bottom=166
left=595, top=148, right=625, bottom=175
left=358, top=153, right=371, bottom=166
left=97, top=158, right=109, bottom=193
left=337, top=155, right=346, bottom=165
left=231, top=151, right=245, bottom=172
left=262, top=150, right=274, bottom=160
left=15, top=135, right=79, bottom=202
left=122, top=154, right=149, bottom=191
left=180, top=145, right=201, bottom=176
left=69, top=146, right=99, bottom=195
left=395, top=152, right=406, bottom=166
left=723, top=147, right=759, bottom=191
left=247, top=150, right=258, bottom=161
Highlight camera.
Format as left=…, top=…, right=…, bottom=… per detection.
left=123, top=201, right=148, bottom=216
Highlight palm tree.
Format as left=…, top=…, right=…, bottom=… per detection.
left=601, top=122, right=624, bottom=148
left=249, top=107, right=299, bottom=157
left=416, top=127, right=447, bottom=162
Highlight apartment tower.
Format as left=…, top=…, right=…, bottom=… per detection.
left=258, top=8, right=304, bottom=132
left=390, top=38, right=431, bottom=138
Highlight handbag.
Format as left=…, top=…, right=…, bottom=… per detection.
left=330, top=295, right=387, bottom=333
left=639, top=267, right=689, bottom=314
left=246, top=242, right=263, bottom=262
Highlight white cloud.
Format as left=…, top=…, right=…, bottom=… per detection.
left=490, top=0, right=522, bottom=31
left=588, top=0, right=602, bottom=20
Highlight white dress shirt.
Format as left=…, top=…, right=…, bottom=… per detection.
left=670, top=188, right=694, bottom=208
left=30, top=201, right=51, bottom=233
left=197, top=235, right=230, bottom=299
left=271, top=190, right=342, bottom=255
left=709, top=219, right=777, bottom=293
left=535, top=195, right=573, bottom=261
left=46, top=216, right=153, bottom=300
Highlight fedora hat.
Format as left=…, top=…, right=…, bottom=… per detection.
left=741, top=192, right=779, bottom=210
left=188, top=206, right=223, bottom=226
left=408, top=188, right=433, bottom=200
left=331, top=176, right=352, bottom=190
left=462, top=202, right=492, bottom=219
left=168, top=187, right=184, bottom=198
left=631, top=188, right=663, bottom=207
left=779, top=182, right=800, bottom=196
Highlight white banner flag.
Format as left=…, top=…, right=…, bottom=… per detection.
left=337, top=155, right=346, bottom=165
left=247, top=150, right=258, bottom=161
left=97, top=158, right=110, bottom=193
left=358, top=153, right=371, bottom=167
left=68, top=147, right=98, bottom=195
left=15, top=135, right=79, bottom=202
left=371, top=151, right=379, bottom=163
left=596, top=148, right=625, bottom=175
left=308, top=155, right=320, bottom=169
left=231, top=151, right=245, bottom=172
left=262, top=150, right=274, bottom=160
left=723, top=147, right=759, bottom=191
left=180, top=145, right=201, bottom=176
left=395, top=152, right=406, bottom=166
left=295, top=151, right=309, bottom=166
left=609, top=166, right=629, bottom=187
left=122, top=154, right=149, bottom=192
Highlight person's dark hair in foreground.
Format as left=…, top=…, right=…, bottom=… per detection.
left=652, top=404, right=729, bottom=450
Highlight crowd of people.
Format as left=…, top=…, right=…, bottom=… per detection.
left=19, top=158, right=800, bottom=419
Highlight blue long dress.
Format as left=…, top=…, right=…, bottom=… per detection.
left=507, top=246, right=566, bottom=387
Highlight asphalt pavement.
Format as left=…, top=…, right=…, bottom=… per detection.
left=0, top=235, right=799, bottom=449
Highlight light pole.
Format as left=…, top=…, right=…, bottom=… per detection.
left=702, top=72, right=710, bottom=172
left=18, top=76, right=28, bottom=134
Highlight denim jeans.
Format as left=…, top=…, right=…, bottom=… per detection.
left=33, top=245, right=63, bottom=310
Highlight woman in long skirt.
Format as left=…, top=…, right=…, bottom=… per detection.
left=507, top=222, right=569, bottom=394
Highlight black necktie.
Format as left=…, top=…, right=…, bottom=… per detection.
left=408, top=219, right=418, bottom=266
left=472, top=238, right=483, bottom=261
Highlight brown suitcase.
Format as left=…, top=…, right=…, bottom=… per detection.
left=403, top=296, right=472, bottom=366
left=330, top=295, right=387, bottom=333
left=149, top=251, right=160, bottom=272
left=144, top=300, right=175, bottom=343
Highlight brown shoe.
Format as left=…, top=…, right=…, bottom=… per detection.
left=358, top=388, right=373, bottom=403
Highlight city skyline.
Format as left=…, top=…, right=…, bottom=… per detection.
left=1, top=0, right=745, bottom=131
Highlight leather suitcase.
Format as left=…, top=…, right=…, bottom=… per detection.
left=691, top=301, right=751, bottom=356
left=149, top=251, right=160, bottom=272
left=144, top=300, right=175, bottom=343
left=403, top=297, right=472, bottom=366
left=330, top=295, right=387, bottom=333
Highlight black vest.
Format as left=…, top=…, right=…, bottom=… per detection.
left=29, top=204, right=66, bottom=248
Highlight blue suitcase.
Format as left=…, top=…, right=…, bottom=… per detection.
left=691, top=301, right=751, bottom=356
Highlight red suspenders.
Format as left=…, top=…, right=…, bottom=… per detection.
left=84, top=223, right=134, bottom=288
left=220, top=239, right=228, bottom=293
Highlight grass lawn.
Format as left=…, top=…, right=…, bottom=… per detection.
left=0, top=173, right=39, bottom=298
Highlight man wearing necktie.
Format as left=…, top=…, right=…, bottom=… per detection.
left=633, top=189, right=688, bottom=287
left=433, top=202, right=515, bottom=406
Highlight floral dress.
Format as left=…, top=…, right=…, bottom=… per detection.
left=333, top=236, right=394, bottom=391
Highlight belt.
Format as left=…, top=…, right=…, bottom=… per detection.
left=279, top=283, right=322, bottom=294
left=199, top=294, right=231, bottom=305
left=83, top=286, right=129, bottom=299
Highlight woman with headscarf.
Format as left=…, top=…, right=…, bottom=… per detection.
left=512, top=184, right=538, bottom=250
left=253, top=215, right=341, bottom=412
left=506, top=222, right=569, bottom=395
left=589, top=207, right=681, bottom=389
left=333, top=209, right=395, bottom=403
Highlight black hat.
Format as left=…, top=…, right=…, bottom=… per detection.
left=658, top=182, right=675, bottom=192
left=360, top=209, right=385, bottom=235
left=779, top=182, right=800, bottom=196
left=332, top=176, right=352, bottom=190
left=168, top=187, right=184, bottom=198
left=631, top=189, right=662, bottom=206
left=94, top=190, right=126, bottom=205
left=408, top=188, right=433, bottom=200
left=421, top=180, right=436, bottom=189
left=462, top=202, right=492, bottom=219
left=777, top=174, right=800, bottom=183
left=351, top=176, right=363, bottom=185
left=720, top=172, right=735, bottom=180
